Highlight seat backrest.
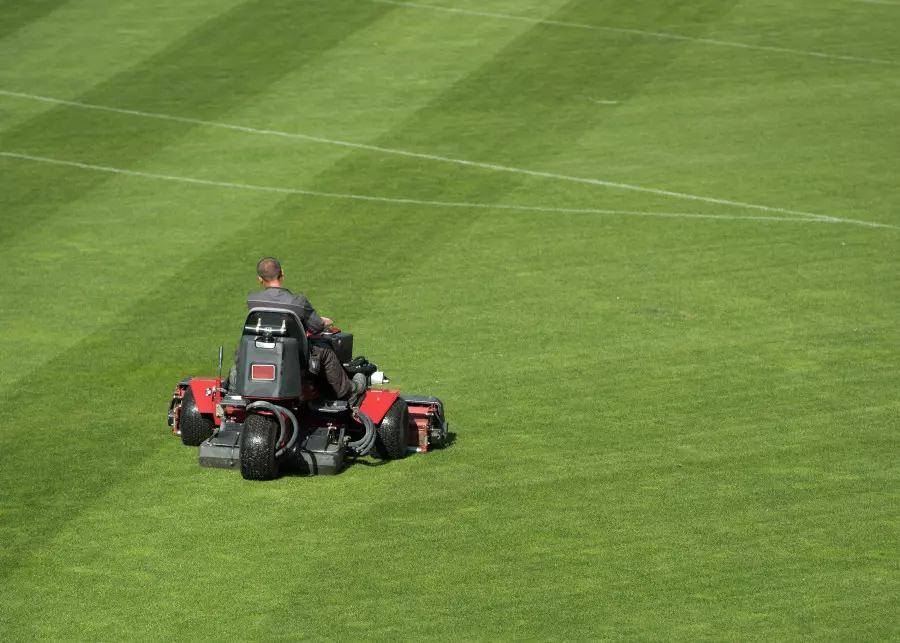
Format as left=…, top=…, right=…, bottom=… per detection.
left=242, top=307, right=309, bottom=360
left=235, top=308, right=308, bottom=399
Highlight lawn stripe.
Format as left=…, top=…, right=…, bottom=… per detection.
left=0, top=0, right=70, bottom=42
left=0, top=89, right=842, bottom=222
left=7, top=151, right=900, bottom=231
left=0, top=0, right=394, bottom=246
left=371, top=0, right=900, bottom=66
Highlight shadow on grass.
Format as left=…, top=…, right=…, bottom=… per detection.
left=287, top=431, right=458, bottom=476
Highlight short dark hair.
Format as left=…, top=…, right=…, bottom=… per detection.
left=256, top=257, right=282, bottom=281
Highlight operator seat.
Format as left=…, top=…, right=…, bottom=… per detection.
left=234, top=308, right=308, bottom=399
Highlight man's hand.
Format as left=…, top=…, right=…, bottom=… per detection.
left=321, top=317, right=334, bottom=329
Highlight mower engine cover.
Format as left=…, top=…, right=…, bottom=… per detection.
left=235, top=334, right=304, bottom=399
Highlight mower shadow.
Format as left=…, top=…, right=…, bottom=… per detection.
left=338, top=432, right=458, bottom=472
left=276, top=432, right=458, bottom=477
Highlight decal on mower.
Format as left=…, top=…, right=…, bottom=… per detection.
left=251, top=364, right=276, bottom=381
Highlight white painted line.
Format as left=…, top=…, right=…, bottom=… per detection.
left=576, top=95, right=619, bottom=105
left=373, top=0, right=899, bottom=66
left=2, top=152, right=897, bottom=230
left=0, top=89, right=837, bottom=222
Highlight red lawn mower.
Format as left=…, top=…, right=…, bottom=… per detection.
left=167, top=308, right=449, bottom=480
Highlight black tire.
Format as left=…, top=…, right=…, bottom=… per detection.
left=374, top=399, right=409, bottom=460
left=240, top=413, right=280, bottom=480
left=179, top=387, right=216, bottom=446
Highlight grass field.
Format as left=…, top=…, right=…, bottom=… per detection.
left=1, top=0, right=898, bottom=640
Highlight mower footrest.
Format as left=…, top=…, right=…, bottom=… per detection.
left=307, top=399, right=350, bottom=415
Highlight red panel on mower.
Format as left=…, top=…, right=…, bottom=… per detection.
left=359, top=389, right=400, bottom=424
left=187, top=377, right=223, bottom=416
left=251, top=364, right=276, bottom=381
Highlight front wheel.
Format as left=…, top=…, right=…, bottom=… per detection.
left=240, top=413, right=280, bottom=480
left=374, top=400, right=409, bottom=460
left=179, top=388, right=216, bottom=446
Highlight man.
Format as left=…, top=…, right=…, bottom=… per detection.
left=247, top=257, right=366, bottom=400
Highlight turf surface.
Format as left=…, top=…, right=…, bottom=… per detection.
left=1, top=0, right=898, bottom=640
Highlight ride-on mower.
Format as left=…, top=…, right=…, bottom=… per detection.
left=167, top=308, right=449, bottom=480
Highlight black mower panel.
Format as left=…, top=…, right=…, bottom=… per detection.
left=235, top=334, right=305, bottom=399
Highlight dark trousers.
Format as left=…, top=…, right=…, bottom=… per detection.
left=310, top=344, right=352, bottom=399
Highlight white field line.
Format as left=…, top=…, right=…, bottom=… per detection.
left=0, top=89, right=838, bottom=222
left=576, top=95, right=619, bottom=105
left=3, top=152, right=897, bottom=230
left=373, top=0, right=899, bottom=67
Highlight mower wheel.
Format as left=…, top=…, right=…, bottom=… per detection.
left=179, top=387, right=216, bottom=446
left=374, top=399, right=409, bottom=460
left=240, top=413, right=280, bottom=480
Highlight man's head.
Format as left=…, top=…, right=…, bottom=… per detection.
left=256, top=257, right=283, bottom=286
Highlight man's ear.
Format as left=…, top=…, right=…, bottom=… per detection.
left=279, top=270, right=285, bottom=279
left=258, top=276, right=264, bottom=284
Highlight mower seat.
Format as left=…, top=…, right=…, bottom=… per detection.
left=243, top=308, right=309, bottom=357
left=234, top=308, right=309, bottom=399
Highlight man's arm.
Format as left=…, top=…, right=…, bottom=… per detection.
left=292, top=293, right=327, bottom=333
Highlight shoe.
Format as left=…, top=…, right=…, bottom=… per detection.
left=349, top=373, right=367, bottom=398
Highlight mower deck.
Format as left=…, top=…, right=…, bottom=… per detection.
left=196, top=393, right=447, bottom=476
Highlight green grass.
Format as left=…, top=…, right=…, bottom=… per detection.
left=1, top=0, right=898, bottom=640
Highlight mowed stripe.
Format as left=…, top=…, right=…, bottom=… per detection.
left=0, top=90, right=841, bottom=222
left=372, top=0, right=900, bottom=66
left=0, top=0, right=69, bottom=41
left=6, top=151, right=900, bottom=230
left=0, top=0, right=396, bottom=246
left=0, top=0, right=396, bottom=387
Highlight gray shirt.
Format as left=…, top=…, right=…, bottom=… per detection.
left=247, top=287, right=326, bottom=333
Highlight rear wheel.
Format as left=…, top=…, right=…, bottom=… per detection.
left=240, top=413, right=280, bottom=480
left=374, top=399, right=409, bottom=460
left=179, top=387, right=216, bottom=446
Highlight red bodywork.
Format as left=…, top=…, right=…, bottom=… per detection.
left=359, top=389, right=400, bottom=424
left=171, top=378, right=224, bottom=435
left=188, top=378, right=224, bottom=417
left=173, top=377, right=443, bottom=453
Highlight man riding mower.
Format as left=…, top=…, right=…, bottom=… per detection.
left=166, top=283, right=449, bottom=481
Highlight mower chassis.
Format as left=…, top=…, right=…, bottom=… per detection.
left=194, top=392, right=448, bottom=475
left=198, top=422, right=346, bottom=475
